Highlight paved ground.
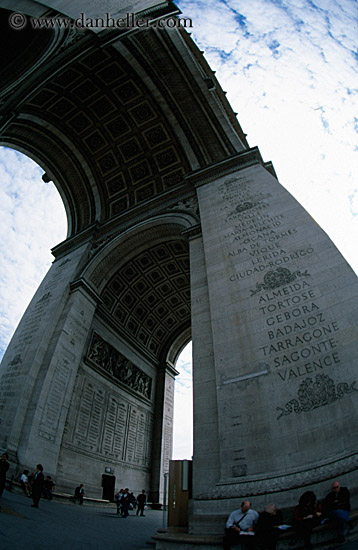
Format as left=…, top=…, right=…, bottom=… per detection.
left=1, top=490, right=357, bottom=550
left=0, top=490, right=164, bottom=550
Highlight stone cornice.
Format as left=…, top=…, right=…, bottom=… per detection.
left=181, top=223, right=202, bottom=240
left=51, top=224, right=97, bottom=259
left=69, top=278, right=102, bottom=305
left=196, top=451, right=358, bottom=500
left=185, top=148, right=265, bottom=188
left=165, top=361, right=180, bottom=377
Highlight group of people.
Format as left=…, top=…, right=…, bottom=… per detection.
left=1, top=454, right=56, bottom=509
left=115, top=488, right=147, bottom=517
left=21, top=463, right=46, bottom=509
left=223, top=481, right=355, bottom=550
left=1, top=457, right=49, bottom=510
left=20, top=468, right=56, bottom=501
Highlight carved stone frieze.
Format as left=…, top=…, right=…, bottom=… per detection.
left=86, top=331, right=152, bottom=399
left=277, top=374, right=358, bottom=419
left=250, top=267, right=311, bottom=296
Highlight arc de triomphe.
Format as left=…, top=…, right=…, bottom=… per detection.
left=0, top=0, right=357, bottom=536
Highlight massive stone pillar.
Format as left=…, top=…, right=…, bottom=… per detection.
left=187, top=149, right=358, bottom=533
left=150, top=362, right=178, bottom=505
left=0, top=241, right=95, bottom=472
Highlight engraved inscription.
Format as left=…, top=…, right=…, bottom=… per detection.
left=254, top=276, right=342, bottom=381
left=38, top=354, right=73, bottom=441
left=67, top=374, right=153, bottom=468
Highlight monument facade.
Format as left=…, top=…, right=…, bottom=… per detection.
left=0, top=0, right=357, bottom=535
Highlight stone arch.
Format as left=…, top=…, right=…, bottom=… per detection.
left=166, top=327, right=192, bottom=368
left=0, top=1, right=358, bottom=538
left=82, top=212, right=198, bottom=363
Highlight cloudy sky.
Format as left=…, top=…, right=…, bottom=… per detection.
left=0, top=0, right=357, bottom=459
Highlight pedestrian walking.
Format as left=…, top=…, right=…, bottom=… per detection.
left=74, top=483, right=85, bottom=504
left=136, top=489, right=147, bottom=516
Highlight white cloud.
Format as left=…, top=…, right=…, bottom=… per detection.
left=0, top=147, right=67, bottom=357
left=178, top=0, right=358, bottom=274
left=173, top=342, right=193, bottom=459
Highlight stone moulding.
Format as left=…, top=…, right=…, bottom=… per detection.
left=185, top=147, right=264, bottom=188
left=195, top=452, right=358, bottom=499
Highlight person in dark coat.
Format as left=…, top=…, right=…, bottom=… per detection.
left=323, top=481, right=352, bottom=542
left=74, top=484, right=85, bottom=504
left=121, top=488, right=130, bottom=517
left=136, top=489, right=147, bottom=516
left=293, top=491, right=322, bottom=550
left=31, top=464, right=45, bottom=508
left=0, top=452, right=10, bottom=497
left=254, top=504, right=283, bottom=550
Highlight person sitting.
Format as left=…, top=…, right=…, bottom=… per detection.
left=293, top=491, right=322, bottom=550
left=323, top=481, right=353, bottom=542
left=223, top=500, right=259, bottom=550
left=43, top=476, right=55, bottom=500
left=254, top=503, right=283, bottom=550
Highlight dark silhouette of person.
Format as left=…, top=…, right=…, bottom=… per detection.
left=75, top=484, right=84, bottom=504
left=323, top=480, right=352, bottom=542
left=31, top=464, right=45, bottom=508
left=254, top=503, right=283, bottom=550
left=115, top=488, right=124, bottom=514
left=0, top=452, right=9, bottom=497
left=294, top=491, right=322, bottom=550
left=136, top=489, right=147, bottom=516
left=43, top=476, right=55, bottom=500
left=121, top=488, right=130, bottom=517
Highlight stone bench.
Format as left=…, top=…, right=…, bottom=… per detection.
left=152, top=510, right=358, bottom=550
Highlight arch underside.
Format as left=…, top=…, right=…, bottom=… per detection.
left=0, top=5, right=247, bottom=236
left=1, top=2, right=358, bottom=529
left=0, top=3, right=247, bottom=363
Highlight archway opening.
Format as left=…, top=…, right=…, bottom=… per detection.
left=173, top=341, right=193, bottom=460
left=0, top=146, right=67, bottom=358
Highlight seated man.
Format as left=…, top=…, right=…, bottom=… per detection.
left=223, top=500, right=259, bottom=550
left=43, top=476, right=55, bottom=500
left=324, top=481, right=352, bottom=542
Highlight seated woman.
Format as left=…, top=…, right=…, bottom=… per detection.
left=255, top=504, right=283, bottom=550
left=294, top=491, right=322, bottom=550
